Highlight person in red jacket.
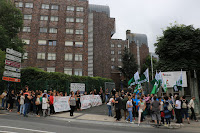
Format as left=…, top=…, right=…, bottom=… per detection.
left=49, top=93, right=55, bottom=114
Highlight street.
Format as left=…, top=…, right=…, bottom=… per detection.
left=0, top=112, right=199, bottom=133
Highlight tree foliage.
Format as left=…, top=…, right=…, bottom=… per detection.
left=0, top=0, right=25, bottom=52
left=155, top=24, right=200, bottom=71
left=119, top=47, right=138, bottom=80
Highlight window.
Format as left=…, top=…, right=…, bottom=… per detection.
left=40, top=27, right=47, bottom=33
left=75, top=42, right=83, bottom=47
left=48, top=53, right=56, bottom=60
left=66, top=17, right=74, bottom=22
left=42, top=4, right=49, bottom=9
left=111, top=44, right=114, bottom=48
left=38, top=40, right=47, bottom=45
left=23, top=53, right=28, bottom=59
left=47, top=67, right=55, bottom=72
left=50, top=16, right=58, bottom=22
left=37, top=53, right=45, bottom=59
left=74, top=69, right=82, bottom=76
left=65, top=41, right=73, bottom=46
left=111, top=58, right=115, bottom=62
left=76, top=18, right=83, bottom=23
left=22, top=27, right=31, bottom=32
left=64, top=68, right=72, bottom=75
left=111, top=51, right=114, bottom=55
left=76, top=7, right=84, bottom=12
left=118, top=44, right=121, bottom=48
left=40, top=16, right=48, bottom=21
left=75, top=54, right=82, bottom=61
left=67, top=6, right=74, bottom=11
left=75, top=30, right=83, bottom=35
left=66, top=29, right=74, bottom=34
left=118, top=58, right=122, bottom=62
left=65, top=53, right=73, bottom=61
left=118, top=51, right=122, bottom=55
left=111, top=66, right=115, bottom=69
left=22, top=39, right=30, bottom=44
left=25, top=3, right=33, bottom=8
left=118, top=66, right=122, bottom=68
left=51, top=5, right=59, bottom=10
left=24, top=15, right=32, bottom=20
left=49, top=28, right=57, bottom=33
left=15, top=2, right=23, bottom=8
left=49, top=40, right=57, bottom=46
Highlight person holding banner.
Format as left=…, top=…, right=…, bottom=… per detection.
left=69, top=91, right=76, bottom=116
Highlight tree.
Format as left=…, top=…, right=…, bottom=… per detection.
left=118, top=47, right=138, bottom=81
left=141, top=54, right=158, bottom=81
left=0, top=0, right=25, bottom=52
left=154, top=24, right=200, bottom=71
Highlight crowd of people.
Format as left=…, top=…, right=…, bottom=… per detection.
left=106, top=88, right=199, bottom=127
left=0, top=86, right=199, bottom=127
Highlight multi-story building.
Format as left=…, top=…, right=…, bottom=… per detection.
left=14, top=0, right=88, bottom=76
left=14, top=0, right=149, bottom=89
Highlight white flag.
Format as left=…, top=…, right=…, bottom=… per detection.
left=134, top=71, right=140, bottom=84
left=143, top=68, right=149, bottom=82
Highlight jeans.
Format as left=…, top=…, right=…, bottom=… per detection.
left=20, top=104, right=25, bottom=114
left=105, top=95, right=109, bottom=102
left=24, top=103, right=30, bottom=116
left=107, top=105, right=112, bottom=116
left=175, top=109, right=182, bottom=123
left=126, top=111, right=133, bottom=122
left=190, top=107, right=197, bottom=120
left=1, top=98, right=5, bottom=108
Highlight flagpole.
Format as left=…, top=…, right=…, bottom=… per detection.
left=151, top=53, right=154, bottom=80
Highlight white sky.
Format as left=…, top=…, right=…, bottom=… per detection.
left=89, top=0, right=200, bottom=52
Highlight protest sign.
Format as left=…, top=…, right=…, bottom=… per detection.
left=53, top=96, right=71, bottom=113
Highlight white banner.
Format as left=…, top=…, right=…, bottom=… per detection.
left=71, top=83, right=85, bottom=93
left=6, top=48, right=22, bottom=57
left=6, top=54, right=21, bottom=63
left=53, top=96, right=71, bottom=113
left=3, top=71, right=21, bottom=78
left=81, top=95, right=102, bottom=110
left=161, top=71, right=187, bottom=87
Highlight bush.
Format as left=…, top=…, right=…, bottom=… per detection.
left=20, top=67, right=113, bottom=93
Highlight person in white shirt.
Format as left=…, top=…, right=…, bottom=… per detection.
left=1, top=90, right=7, bottom=109
left=175, top=96, right=182, bottom=124
left=188, top=97, right=198, bottom=122
left=107, top=96, right=114, bottom=117
left=19, top=93, right=25, bottom=115
left=42, top=94, right=49, bottom=117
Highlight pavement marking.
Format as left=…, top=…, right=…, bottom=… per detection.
left=0, top=131, right=18, bottom=133
left=0, top=126, right=56, bottom=133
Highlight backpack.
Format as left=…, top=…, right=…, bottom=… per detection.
left=167, top=102, right=173, bottom=111
left=182, top=100, right=187, bottom=108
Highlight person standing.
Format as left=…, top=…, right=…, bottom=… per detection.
left=35, top=93, right=41, bottom=117
left=19, top=92, right=25, bottom=115
left=75, top=90, right=81, bottom=111
left=105, top=88, right=110, bottom=103
left=107, top=96, right=114, bottom=117
left=181, top=96, right=190, bottom=124
left=24, top=89, right=32, bottom=117
left=188, top=97, right=198, bottom=122
left=163, top=97, right=171, bottom=126
left=175, top=96, right=182, bottom=124
left=115, top=94, right=122, bottom=121
left=159, top=97, right=164, bottom=124
left=49, top=93, right=55, bottom=114
left=151, top=96, right=161, bottom=127
left=125, top=96, right=134, bottom=124
left=8, top=90, right=15, bottom=112
left=1, top=90, right=7, bottom=110
left=69, top=92, right=76, bottom=116
left=138, top=96, right=146, bottom=126
left=42, top=94, right=49, bottom=117
left=122, top=95, right=128, bottom=120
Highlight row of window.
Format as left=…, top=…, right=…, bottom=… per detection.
left=111, top=51, right=122, bottom=55
left=111, top=44, right=128, bottom=48
left=40, top=67, right=82, bottom=76
left=22, top=39, right=84, bottom=47
left=111, top=66, right=122, bottom=69
left=24, top=15, right=84, bottom=23
left=22, top=27, right=84, bottom=34
left=15, top=2, right=84, bottom=12
left=111, top=58, right=122, bottom=62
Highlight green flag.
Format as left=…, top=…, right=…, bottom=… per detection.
left=151, top=82, right=158, bottom=94
left=134, top=84, right=141, bottom=93
left=174, top=71, right=183, bottom=91
left=163, top=80, right=168, bottom=92
left=128, top=77, right=134, bottom=86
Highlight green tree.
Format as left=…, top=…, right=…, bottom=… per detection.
left=155, top=24, right=200, bottom=71
left=118, top=47, right=138, bottom=81
left=141, top=54, right=158, bottom=81
left=0, top=0, right=25, bottom=52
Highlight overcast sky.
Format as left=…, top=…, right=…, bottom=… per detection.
left=89, top=0, right=200, bottom=52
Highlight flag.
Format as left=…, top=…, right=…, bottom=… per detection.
left=174, top=71, right=183, bottom=91
left=163, top=80, right=168, bottom=92
left=134, top=71, right=140, bottom=84
left=134, top=84, right=141, bottom=93
left=128, top=77, right=134, bottom=86
left=151, top=82, right=158, bottom=94
left=139, top=68, right=149, bottom=84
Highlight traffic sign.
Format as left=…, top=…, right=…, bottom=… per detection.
left=5, top=60, right=21, bottom=68
left=3, top=71, right=21, bottom=78
left=6, top=48, right=22, bottom=57
left=2, top=76, right=21, bottom=82
left=6, top=54, right=21, bottom=63
left=5, top=66, right=21, bottom=72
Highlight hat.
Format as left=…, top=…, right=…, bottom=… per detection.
left=44, top=90, right=47, bottom=93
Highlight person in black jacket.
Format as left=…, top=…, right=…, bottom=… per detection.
left=115, top=93, right=122, bottom=121
left=8, top=90, right=15, bottom=112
